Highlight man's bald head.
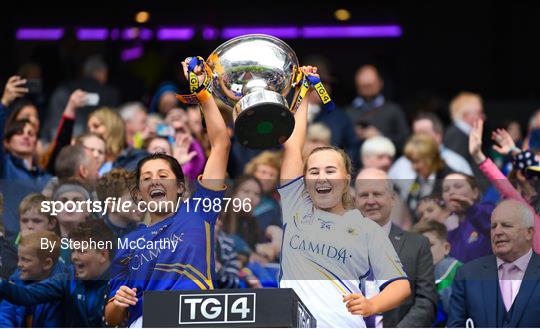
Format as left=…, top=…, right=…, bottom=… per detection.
left=355, top=65, right=383, bottom=100
left=355, top=168, right=395, bottom=225
left=491, top=199, right=534, bottom=262
left=355, top=168, right=393, bottom=191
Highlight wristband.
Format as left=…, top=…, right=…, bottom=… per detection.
left=196, top=89, right=212, bottom=103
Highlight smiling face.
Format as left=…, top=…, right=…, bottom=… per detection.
left=71, top=247, right=108, bottom=280
left=138, top=158, right=183, bottom=216
left=491, top=200, right=534, bottom=262
left=17, top=245, right=49, bottom=281
left=304, top=149, right=350, bottom=214
left=355, top=169, right=394, bottom=225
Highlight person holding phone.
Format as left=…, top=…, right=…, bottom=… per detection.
left=0, top=76, right=52, bottom=242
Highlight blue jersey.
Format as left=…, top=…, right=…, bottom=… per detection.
left=107, top=179, right=225, bottom=326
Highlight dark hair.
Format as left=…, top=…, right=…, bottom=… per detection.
left=413, top=112, right=444, bottom=135
left=3, top=118, right=35, bottom=142
left=134, top=153, right=185, bottom=204
left=69, top=219, right=115, bottom=258
left=136, top=153, right=184, bottom=185
left=413, top=220, right=449, bottom=242
left=5, top=98, right=38, bottom=131
left=54, top=144, right=89, bottom=179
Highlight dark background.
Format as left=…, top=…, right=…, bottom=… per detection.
left=2, top=1, right=540, bottom=128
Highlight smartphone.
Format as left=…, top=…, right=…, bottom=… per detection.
left=85, top=93, right=100, bottom=106
left=25, top=79, right=42, bottom=95
left=156, top=123, right=175, bottom=144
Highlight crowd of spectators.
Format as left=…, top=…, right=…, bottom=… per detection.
left=0, top=55, right=539, bottom=327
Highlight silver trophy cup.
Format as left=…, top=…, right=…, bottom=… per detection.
left=206, top=34, right=299, bottom=149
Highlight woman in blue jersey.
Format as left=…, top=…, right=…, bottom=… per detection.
left=104, top=60, right=230, bottom=327
left=278, top=66, right=411, bottom=328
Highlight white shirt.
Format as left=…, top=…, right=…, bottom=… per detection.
left=455, top=120, right=473, bottom=136
left=278, top=177, right=407, bottom=328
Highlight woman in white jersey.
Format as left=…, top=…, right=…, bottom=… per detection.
left=278, top=66, right=411, bottom=328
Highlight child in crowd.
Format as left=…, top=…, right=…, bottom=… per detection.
left=95, top=168, right=143, bottom=237
left=0, top=220, right=114, bottom=327
left=17, top=193, right=57, bottom=242
left=415, top=195, right=458, bottom=230
left=442, top=172, right=494, bottom=263
left=413, top=220, right=462, bottom=327
left=52, top=179, right=93, bottom=264
left=0, top=231, right=65, bottom=327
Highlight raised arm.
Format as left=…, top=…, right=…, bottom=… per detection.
left=0, top=274, right=65, bottom=305
left=45, top=89, right=87, bottom=174
left=182, top=60, right=230, bottom=190
left=280, top=66, right=317, bottom=185
left=0, top=76, right=28, bottom=164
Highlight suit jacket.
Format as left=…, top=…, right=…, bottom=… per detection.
left=447, top=253, right=540, bottom=328
left=443, top=124, right=469, bottom=163
left=383, top=224, right=438, bottom=327
left=443, top=123, right=489, bottom=190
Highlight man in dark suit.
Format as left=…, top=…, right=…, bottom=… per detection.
left=355, top=168, right=437, bottom=327
left=448, top=199, right=540, bottom=327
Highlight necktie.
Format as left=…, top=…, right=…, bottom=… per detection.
left=500, top=263, right=518, bottom=311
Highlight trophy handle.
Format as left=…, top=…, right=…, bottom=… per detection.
left=289, top=69, right=310, bottom=114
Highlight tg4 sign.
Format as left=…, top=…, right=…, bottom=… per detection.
left=179, top=293, right=256, bottom=324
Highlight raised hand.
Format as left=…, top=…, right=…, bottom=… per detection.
left=64, top=89, right=87, bottom=117
left=449, top=193, right=475, bottom=209
left=469, top=120, right=486, bottom=164
left=1, top=76, right=28, bottom=107
left=491, top=128, right=519, bottom=155
left=173, top=133, right=197, bottom=165
left=300, top=65, right=320, bottom=80
left=181, top=58, right=206, bottom=89
left=343, top=292, right=378, bottom=317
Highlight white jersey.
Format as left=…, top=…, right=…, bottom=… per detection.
left=278, top=177, right=407, bottom=328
